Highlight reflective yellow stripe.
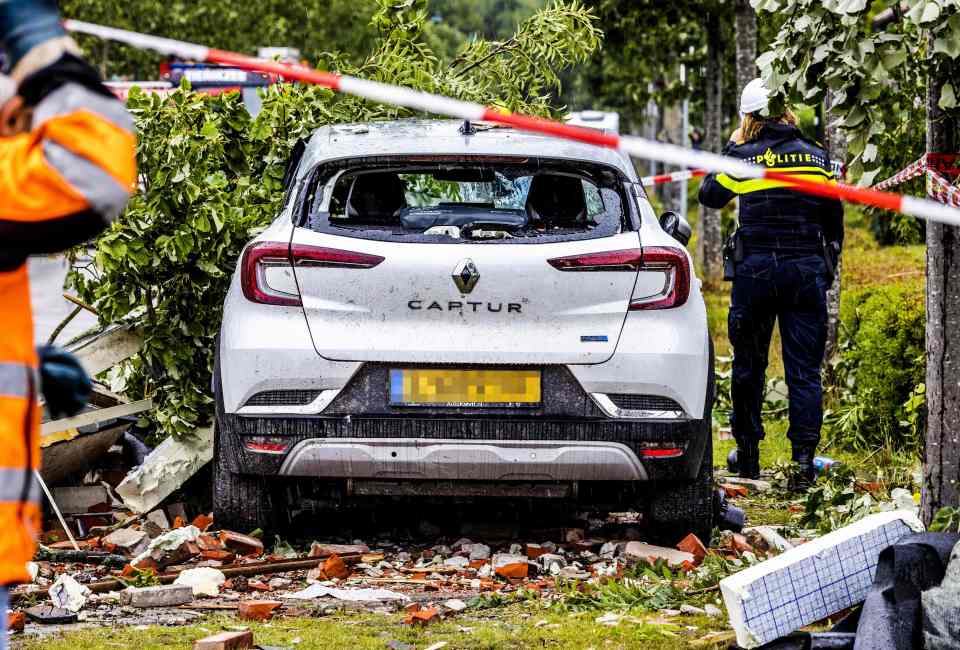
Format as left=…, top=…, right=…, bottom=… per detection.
left=716, top=172, right=836, bottom=195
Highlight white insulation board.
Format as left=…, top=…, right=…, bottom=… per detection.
left=720, top=510, right=924, bottom=648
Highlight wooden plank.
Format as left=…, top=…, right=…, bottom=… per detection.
left=42, top=399, right=153, bottom=435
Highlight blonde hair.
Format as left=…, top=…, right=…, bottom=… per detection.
left=739, top=108, right=798, bottom=144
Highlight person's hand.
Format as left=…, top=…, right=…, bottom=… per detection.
left=729, top=127, right=743, bottom=144
left=0, top=74, right=31, bottom=136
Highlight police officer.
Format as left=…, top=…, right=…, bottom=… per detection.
left=699, top=78, right=843, bottom=486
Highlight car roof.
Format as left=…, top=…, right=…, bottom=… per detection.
left=301, top=119, right=636, bottom=178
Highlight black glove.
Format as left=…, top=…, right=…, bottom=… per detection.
left=38, top=345, right=91, bottom=418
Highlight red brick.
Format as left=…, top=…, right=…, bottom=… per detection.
left=192, top=513, right=214, bottom=532
left=676, top=533, right=707, bottom=566
left=7, top=611, right=24, bottom=633
left=322, top=553, right=350, bottom=580
left=403, top=606, right=439, bottom=625
left=495, top=562, right=528, bottom=579
left=237, top=600, right=282, bottom=622
left=220, top=531, right=264, bottom=556
left=193, top=630, right=254, bottom=650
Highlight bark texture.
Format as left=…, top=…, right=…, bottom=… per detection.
left=923, top=43, right=960, bottom=526
left=822, top=93, right=847, bottom=370
left=698, top=10, right=724, bottom=286
left=734, top=0, right=757, bottom=97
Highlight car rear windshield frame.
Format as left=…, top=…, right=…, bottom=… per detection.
left=291, top=155, right=641, bottom=245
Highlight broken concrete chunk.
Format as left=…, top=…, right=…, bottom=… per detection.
left=443, top=598, right=467, bottom=612
left=121, top=584, right=194, bottom=608
left=679, top=604, right=705, bottom=615
left=443, top=556, right=470, bottom=569
left=704, top=604, right=723, bottom=618
left=309, top=542, right=369, bottom=557
left=116, top=425, right=213, bottom=514
left=146, top=509, right=171, bottom=531
left=284, top=584, right=408, bottom=602
left=744, top=526, right=795, bottom=554
left=221, top=531, right=264, bottom=556
left=173, top=567, right=227, bottom=597
left=469, top=543, right=491, bottom=561
left=193, top=630, right=254, bottom=650
left=131, top=525, right=201, bottom=568
left=722, top=476, right=773, bottom=492
left=7, top=610, right=24, bottom=633
left=103, top=528, right=150, bottom=556
left=624, top=542, right=695, bottom=568
left=50, top=485, right=109, bottom=514
left=721, top=510, right=923, bottom=649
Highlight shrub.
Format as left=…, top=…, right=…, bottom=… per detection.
left=826, top=281, right=925, bottom=453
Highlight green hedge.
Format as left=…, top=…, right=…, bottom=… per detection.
left=828, top=281, right=925, bottom=453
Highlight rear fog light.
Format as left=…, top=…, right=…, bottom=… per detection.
left=244, top=436, right=290, bottom=454
left=638, top=447, right=684, bottom=458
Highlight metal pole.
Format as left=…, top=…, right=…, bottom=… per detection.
left=35, top=470, right=80, bottom=551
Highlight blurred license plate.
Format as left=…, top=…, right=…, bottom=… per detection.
left=389, top=369, right=541, bottom=407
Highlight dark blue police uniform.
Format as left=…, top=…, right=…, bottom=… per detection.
left=698, top=122, right=844, bottom=479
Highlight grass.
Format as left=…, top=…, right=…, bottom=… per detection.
left=15, top=608, right=734, bottom=650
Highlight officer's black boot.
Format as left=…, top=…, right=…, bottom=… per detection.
left=737, top=445, right=761, bottom=480
left=791, top=447, right=816, bottom=490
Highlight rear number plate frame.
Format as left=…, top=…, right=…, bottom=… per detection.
left=388, top=368, right=542, bottom=407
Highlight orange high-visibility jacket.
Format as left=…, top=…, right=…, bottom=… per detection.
left=0, top=81, right=135, bottom=585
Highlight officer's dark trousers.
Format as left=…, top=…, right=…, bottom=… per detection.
left=728, top=252, right=829, bottom=453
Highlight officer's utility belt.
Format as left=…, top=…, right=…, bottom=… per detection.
left=723, top=226, right=836, bottom=281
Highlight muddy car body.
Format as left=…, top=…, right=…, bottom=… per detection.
left=215, top=119, right=714, bottom=543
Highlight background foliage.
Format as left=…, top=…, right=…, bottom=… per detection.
left=825, top=282, right=926, bottom=454
left=69, top=0, right=601, bottom=439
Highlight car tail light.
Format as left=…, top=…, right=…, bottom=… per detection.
left=241, top=242, right=384, bottom=306
left=630, top=246, right=690, bottom=310
left=546, top=246, right=689, bottom=309
left=547, top=248, right=642, bottom=272
left=638, top=447, right=684, bottom=458
left=244, top=436, right=290, bottom=454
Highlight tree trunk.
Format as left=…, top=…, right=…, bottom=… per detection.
left=822, top=93, right=847, bottom=371
left=922, top=40, right=960, bottom=526
left=698, top=10, right=724, bottom=286
left=734, top=0, right=756, bottom=97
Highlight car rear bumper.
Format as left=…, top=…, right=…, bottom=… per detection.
left=217, top=412, right=708, bottom=483
left=278, top=438, right=648, bottom=481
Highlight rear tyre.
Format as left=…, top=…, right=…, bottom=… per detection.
left=212, top=423, right=275, bottom=534
left=212, top=343, right=277, bottom=534
left=644, top=339, right=715, bottom=546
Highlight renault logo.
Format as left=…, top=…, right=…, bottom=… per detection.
left=452, top=259, right=480, bottom=293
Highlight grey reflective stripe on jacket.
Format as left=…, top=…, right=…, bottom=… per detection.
left=43, top=140, right=129, bottom=220
left=0, top=362, right=30, bottom=399
left=0, top=468, right=40, bottom=504
left=32, top=83, right=134, bottom=135
left=32, top=82, right=135, bottom=221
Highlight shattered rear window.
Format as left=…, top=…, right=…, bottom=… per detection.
left=299, top=158, right=634, bottom=243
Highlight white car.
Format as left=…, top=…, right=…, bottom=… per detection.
left=214, top=119, right=714, bottom=543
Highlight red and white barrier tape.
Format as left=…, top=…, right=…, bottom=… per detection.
left=928, top=169, right=960, bottom=208
left=64, top=19, right=960, bottom=228
left=640, top=168, right=705, bottom=186
left=872, top=156, right=928, bottom=192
